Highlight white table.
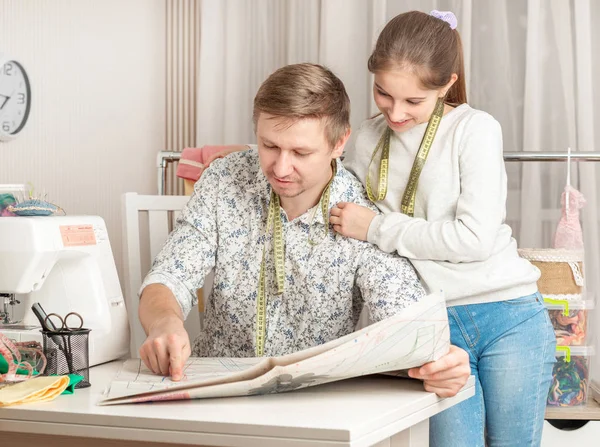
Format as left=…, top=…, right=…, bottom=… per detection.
left=0, top=361, right=475, bottom=447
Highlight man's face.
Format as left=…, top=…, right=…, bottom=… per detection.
left=257, top=113, right=345, bottom=201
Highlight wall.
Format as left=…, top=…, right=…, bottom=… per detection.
left=0, top=0, right=167, bottom=280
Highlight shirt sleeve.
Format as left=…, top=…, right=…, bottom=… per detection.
left=367, top=113, right=506, bottom=263
left=140, top=166, right=219, bottom=318
left=356, top=244, right=426, bottom=322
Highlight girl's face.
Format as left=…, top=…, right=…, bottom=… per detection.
left=373, top=69, right=456, bottom=133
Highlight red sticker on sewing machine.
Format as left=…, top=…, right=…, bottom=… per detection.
left=59, top=225, right=97, bottom=246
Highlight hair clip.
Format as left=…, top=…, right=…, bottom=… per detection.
left=430, top=10, right=458, bottom=30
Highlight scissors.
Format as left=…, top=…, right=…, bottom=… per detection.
left=31, top=303, right=84, bottom=333
left=43, top=311, right=85, bottom=375
left=31, top=304, right=86, bottom=375
left=44, top=312, right=84, bottom=333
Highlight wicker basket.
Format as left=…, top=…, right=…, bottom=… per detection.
left=518, top=248, right=584, bottom=299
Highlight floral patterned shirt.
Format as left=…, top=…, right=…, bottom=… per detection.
left=141, top=149, right=425, bottom=357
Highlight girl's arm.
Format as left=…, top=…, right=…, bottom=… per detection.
left=368, top=115, right=506, bottom=263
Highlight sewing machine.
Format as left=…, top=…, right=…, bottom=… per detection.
left=0, top=216, right=130, bottom=366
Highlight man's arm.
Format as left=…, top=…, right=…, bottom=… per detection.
left=139, top=284, right=191, bottom=381
left=202, top=144, right=254, bottom=168
left=138, top=165, right=221, bottom=379
left=356, top=246, right=470, bottom=397
left=355, top=244, right=426, bottom=320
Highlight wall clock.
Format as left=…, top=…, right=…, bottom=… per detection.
left=0, top=54, right=31, bottom=142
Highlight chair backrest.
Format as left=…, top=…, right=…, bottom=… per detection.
left=121, top=192, right=201, bottom=357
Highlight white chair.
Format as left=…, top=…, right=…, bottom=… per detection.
left=121, top=192, right=207, bottom=357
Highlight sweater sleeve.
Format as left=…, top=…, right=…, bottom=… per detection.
left=367, top=113, right=506, bottom=263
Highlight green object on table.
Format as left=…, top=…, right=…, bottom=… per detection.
left=0, top=355, right=39, bottom=375
left=60, top=374, right=85, bottom=394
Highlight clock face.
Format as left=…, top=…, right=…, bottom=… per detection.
left=0, top=59, right=31, bottom=141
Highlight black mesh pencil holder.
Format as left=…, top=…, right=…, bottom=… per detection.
left=41, top=328, right=91, bottom=388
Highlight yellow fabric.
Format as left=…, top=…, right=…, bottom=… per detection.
left=0, top=375, right=69, bottom=406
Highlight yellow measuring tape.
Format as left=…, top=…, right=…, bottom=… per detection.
left=308, top=161, right=336, bottom=246
left=256, top=162, right=336, bottom=356
left=365, top=129, right=391, bottom=201
left=366, top=97, right=446, bottom=217
left=256, top=191, right=284, bottom=357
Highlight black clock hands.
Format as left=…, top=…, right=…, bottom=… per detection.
left=0, top=93, right=9, bottom=110
left=0, top=98, right=8, bottom=110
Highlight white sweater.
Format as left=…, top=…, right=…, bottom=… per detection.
left=343, top=104, right=540, bottom=306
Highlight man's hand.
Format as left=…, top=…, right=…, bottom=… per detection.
left=408, top=345, right=470, bottom=397
left=139, top=314, right=191, bottom=381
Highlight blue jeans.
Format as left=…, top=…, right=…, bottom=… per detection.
left=430, top=292, right=556, bottom=447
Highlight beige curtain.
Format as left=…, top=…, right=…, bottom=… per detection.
left=193, top=0, right=600, bottom=386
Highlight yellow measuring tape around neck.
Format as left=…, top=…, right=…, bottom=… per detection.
left=256, top=161, right=336, bottom=356
left=366, top=97, right=445, bottom=217
left=308, top=160, right=336, bottom=246
left=365, top=128, right=391, bottom=201
left=256, top=190, right=284, bottom=357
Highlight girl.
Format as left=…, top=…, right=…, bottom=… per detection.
left=330, top=10, right=556, bottom=447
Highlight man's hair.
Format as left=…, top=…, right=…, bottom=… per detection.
left=253, top=63, right=351, bottom=149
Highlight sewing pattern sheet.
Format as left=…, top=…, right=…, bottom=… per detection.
left=100, top=293, right=449, bottom=405
left=105, top=357, right=265, bottom=399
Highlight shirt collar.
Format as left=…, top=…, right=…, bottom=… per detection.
left=246, top=159, right=355, bottom=226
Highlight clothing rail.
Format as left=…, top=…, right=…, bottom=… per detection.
left=156, top=150, right=600, bottom=195
left=503, top=152, right=600, bottom=162
left=157, top=151, right=181, bottom=195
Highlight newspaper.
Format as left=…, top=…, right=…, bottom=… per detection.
left=99, top=293, right=449, bottom=405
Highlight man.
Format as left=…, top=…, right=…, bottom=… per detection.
left=139, top=63, right=469, bottom=397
